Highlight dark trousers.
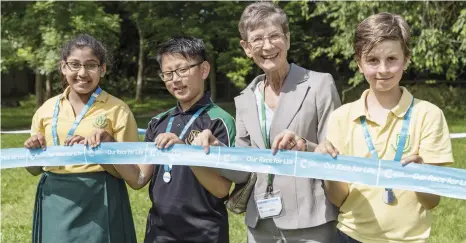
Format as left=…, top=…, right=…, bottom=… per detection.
left=336, top=229, right=361, bottom=243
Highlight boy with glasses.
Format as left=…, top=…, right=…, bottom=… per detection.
left=109, top=36, right=235, bottom=243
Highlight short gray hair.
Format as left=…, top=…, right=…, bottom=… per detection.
left=238, top=2, right=289, bottom=40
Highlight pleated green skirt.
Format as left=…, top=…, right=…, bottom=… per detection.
left=32, top=171, right=137, bottom=243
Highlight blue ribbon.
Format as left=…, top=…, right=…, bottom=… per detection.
left=163, top=105, right=208, bottom=175
left=360, top=97, right=414, bottom=204
left=1, top=143, right=465, bottom=200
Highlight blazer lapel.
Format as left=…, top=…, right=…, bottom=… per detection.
left=236, top=76, right=266, bottom=148
left=270, top=64, right=310, bottom=140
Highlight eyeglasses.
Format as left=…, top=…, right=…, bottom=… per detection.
left=248, top=33, right=285, bottom=50
left=66, top=62, right=101, bottom=72
left=159, top=61, right=203, bottom=82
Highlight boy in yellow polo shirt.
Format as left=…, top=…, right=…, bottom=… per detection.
left=316, top=13, right=454, bottom=242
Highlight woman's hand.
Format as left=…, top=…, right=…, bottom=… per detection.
left=271, top=129, right=307, bottom=155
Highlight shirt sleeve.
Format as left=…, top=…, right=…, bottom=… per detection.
left=418, top=106, right=454, bottom=165
left=144, top=117, right=158, bottom=142
left=113, top=107, right=139, bottom=142
left=326, top=111, right=346, bottom=155
left=30, top=109, right=45, bottom=136
left=209, top=115, right=236, bottom=147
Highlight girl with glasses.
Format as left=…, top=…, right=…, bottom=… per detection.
left=24, top=34, right=138, bottom=243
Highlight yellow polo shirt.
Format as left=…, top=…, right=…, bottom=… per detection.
left=327, top=87, right=454, bottom=243
left=30, top=87, right=139, bottom=174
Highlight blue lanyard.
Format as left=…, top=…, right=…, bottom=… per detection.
left=360, top=97, right=414, bottom=161
left=52, top=87, right=102, bottom=146
left=360, top=97, right=414, bottom=201
left=163, top=105, right=209, bottom=173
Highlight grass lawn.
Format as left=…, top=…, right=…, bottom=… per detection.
left=1, top=96, right=465, bottom=243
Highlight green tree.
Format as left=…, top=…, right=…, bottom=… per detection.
left=310, top=1, right=466, bottom=86
left=179, top=1, right=249, bottom=100
left=2, top=1, right=120, bottom=107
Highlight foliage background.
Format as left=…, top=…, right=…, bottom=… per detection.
left=1, top=1, right=465, bottom=242
left=2, top=1, right=465, bottom=105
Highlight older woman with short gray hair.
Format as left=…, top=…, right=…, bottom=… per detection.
left=192, top=2, right=342, bottom=242
left=235, top=2, right=341, bottom=242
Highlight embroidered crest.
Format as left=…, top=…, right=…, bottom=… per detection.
left=93, top=115, right=108, bottom=129
left=186, top=130, right=201, bottom=145
left=390, top=134, right=411, bottom=152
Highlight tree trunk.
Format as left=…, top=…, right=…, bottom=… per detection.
left=135, top=25, right=144, bottom=103
left=35, top=69, right=44, bottom=109
left=45, top=72, right=52, bottom=100
left=226, top=78, right=231, bottom=101
left=208, top=54, right=217, bottom=102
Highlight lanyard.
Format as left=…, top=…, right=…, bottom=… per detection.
left=360, top=97, right=414, bottom=201
left=163, top=105, right=209, bottom=173
left=360, top=97, right=414, bottom=161
left=260, top=83, right=275, bottom=194
left=52, top=87, right=102, bottom=146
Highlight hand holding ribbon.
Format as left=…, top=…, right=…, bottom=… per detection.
left=64, top=135, right=86, bottom=146
left=400, top=154, right=440, bottom=209
left=82, top=129, right=122, bottom=178
left=83, top=129, right=115, bottom=148
left=191, top=129, right=225, bottom=153
left=314, top=140, right=348, bottom=207
left=401, top=155, right=424, bottom=166
left=154, top=132, right=184, bottom=149
left=24, top=133, right=47, bottom=151
left=271, top=129, right=308, bottom=155
left=314, top=140, right=339, bottom=158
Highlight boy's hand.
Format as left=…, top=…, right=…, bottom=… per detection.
left=401, top=155, right=424, bottom=166
left=191, top=129, right=225, bottom=154
left=155, top=133, right=184, bottom=149
left=401, top=154, right=441, bottom=210
left=314, top=140, right=339, bottom=158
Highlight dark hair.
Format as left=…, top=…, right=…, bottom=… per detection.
left=354, top=12, right=411, bottom=61
left=61, top=34, right=109, bottom=64
left=60, top=34, right=109, bottom=88
left=155, top=36, right=206, bottom=66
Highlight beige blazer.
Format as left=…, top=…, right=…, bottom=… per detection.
left=231, top=63, right=342, bottom=230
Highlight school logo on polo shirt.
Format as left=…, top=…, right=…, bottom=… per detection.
left=186, top=130, right=201, bottom=145
left=93, top=115, right=108, bottom=129
left=390, top=134, right=411, bottom=152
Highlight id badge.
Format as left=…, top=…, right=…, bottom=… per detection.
left=383, top=188, right=396, bottom=205
left=254, top=191, right=283, bottom=219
